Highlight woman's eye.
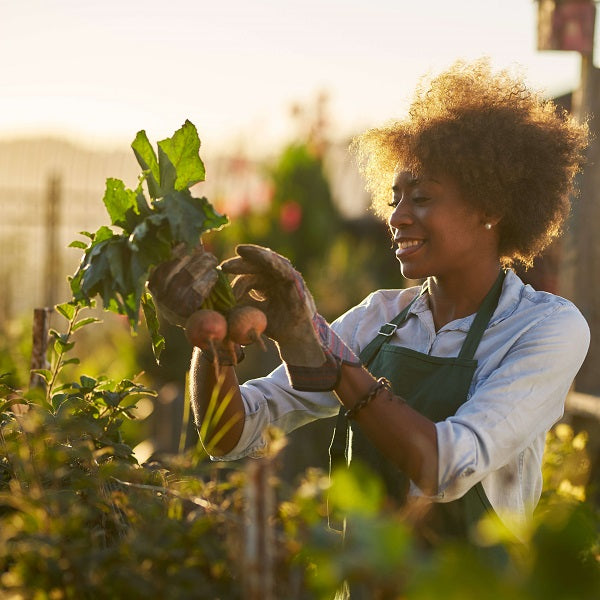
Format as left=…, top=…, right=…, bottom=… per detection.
left=387, top=198, right=400, bottom=208
left=412, top=196, right=430, bottom=204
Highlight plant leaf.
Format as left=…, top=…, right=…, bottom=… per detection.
left=80, top=375, right=98, bottom=390
left=103, top=178, right=139, bottom=230
left=61, top=357, right=81, bottom=366
left=72, top=317, right=100, bottom=332
left=157, top=120, right=205, bottom=192
left=132, top=130, right=161, bottom=198
left=54, top=339, right=75, bottom=354
left=141, top=290, right=165, bottom=364
left=157, top=190, right=228, bottom=249
left=31, top=369, right=53, bottom=384
left=56, top=302, right=76, bottom=320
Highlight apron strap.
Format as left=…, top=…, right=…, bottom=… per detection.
left=329, top=287, right=425, bottom=477
left=358, top=289, right=425, bottom=367
left=457, top=270, right=506, bottom=360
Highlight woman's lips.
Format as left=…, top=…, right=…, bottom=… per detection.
left=395, top=239, right=425, bottom=259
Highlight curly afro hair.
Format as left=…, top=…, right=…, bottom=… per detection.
left=350, top=59, right=589, bottom=267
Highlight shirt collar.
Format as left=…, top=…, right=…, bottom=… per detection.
left=406, top=269, right=524, bottom=332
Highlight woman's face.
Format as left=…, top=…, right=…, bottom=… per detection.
left=388, top=171, right=499, bottom=281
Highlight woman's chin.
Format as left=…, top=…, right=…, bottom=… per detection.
left=400, top=262, right=427, bottom=281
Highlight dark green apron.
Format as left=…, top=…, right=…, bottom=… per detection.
left=330, top=271, right=506, bottom=544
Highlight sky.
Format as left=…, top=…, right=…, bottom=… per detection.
left=0, top=0, right=593, bottom=155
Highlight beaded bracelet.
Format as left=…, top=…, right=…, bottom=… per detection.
left=344, top=377, right=393, bottom=420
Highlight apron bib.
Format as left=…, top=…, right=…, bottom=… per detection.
left=330, top=271, right=506, bottom=543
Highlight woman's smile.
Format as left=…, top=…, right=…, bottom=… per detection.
left=394, top=238, right=425, bottom=258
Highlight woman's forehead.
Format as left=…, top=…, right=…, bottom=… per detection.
left=392, top=170, right=440, bottom=186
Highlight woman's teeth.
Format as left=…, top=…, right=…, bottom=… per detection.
left=398, top=240, right=422, bottom=249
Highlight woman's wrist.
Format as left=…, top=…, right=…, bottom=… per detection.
left=344, top=377, right=393, bottom=419
left=334, top=363, right=379, bottom=409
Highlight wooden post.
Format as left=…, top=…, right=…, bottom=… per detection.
left=29, top=307, right=52, bottom=390
left=243, top=457, right=276, bottom=600
left=564, top=52, right=600, bottom=395
left=44, top=174, right=61, bottom=309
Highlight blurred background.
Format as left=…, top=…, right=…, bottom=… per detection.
left=1, top=0, right=599, bottom=491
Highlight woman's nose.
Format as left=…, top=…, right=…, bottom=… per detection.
left=388, top=199, right=413, bottom=229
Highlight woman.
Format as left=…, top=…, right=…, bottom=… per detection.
left=151, top=59, right=590, bottom=545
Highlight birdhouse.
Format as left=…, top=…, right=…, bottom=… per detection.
left=537, top=0, right=596, bottom=54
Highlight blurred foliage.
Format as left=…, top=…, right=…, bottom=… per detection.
left=0, top=315, right=35, bottom=390
left=0, top=303, right=246, bottom=599
left=0, top=117, right=597, bottom=598
left=0, top=303, right=599, bottom=598
left=278, top=426, right=600, bottom=599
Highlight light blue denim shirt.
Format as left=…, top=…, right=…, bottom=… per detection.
left=218, top=270, right=590, bottom=532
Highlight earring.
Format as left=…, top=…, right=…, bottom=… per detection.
left=484, top=223, right=492, bottom=230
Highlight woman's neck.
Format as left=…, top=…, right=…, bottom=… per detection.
left=427, top=265, right=502, bottom=331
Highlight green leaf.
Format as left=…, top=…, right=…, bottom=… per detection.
left=135, top=190, right=152, bottom=219
left=103, top=178, right=139, bottom=230
left=72, top=317, right=100, bottom=332
left=131, top=130, right=161, bottom=198
left=69, top=240, right=88, bottom=249
left=141, top=290, right=165, bottom=364
left=106, top=240, right=130, bottom=293
left=157, top=190, right=228, bottom=249
left=31, top=369, right=53, bottom=384
left=93, top=225, right=116, bottom=243
left=56, top=302, right=76, bottom=320
left=54, top=339, right=75, bottom=354
left=51, top=392, right=68, bottom=410
left=157, top=120, right=205, bottom=192
left=80, top=375, right=97, bottom=389
left=62, top=357, right=81, bottom=366
left=102, top=391, right=122, bottom=407
left=128, top=215, right=172, bottom=262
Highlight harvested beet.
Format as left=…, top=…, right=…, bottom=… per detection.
left=227, top=305, right=267, bottom=349
left=184, top=309, right=228, bottom=350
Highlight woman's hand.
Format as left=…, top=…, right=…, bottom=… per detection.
left=221, top=244, right=360, bottom=390
left=148, top=243, right=219, bottom=327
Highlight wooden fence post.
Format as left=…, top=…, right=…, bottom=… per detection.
left=44, top=174, right=61, bottom=309
left=29, top=307, right=52, bottom=390
left=243, top=456, right=276, bottom=600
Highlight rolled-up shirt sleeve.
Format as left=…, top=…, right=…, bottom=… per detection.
left=213, top=364, right=341, bottom=461
left=434, top=302, right=590, bottom=502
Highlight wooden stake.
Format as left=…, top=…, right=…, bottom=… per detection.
left=243, top=457, right=276, bottom=600
left=29, top=307, right=52, bottom=390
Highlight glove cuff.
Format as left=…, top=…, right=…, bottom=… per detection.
left=312, top=314, right=360, bottom=365
left=284, top=351, right=341, bottom=392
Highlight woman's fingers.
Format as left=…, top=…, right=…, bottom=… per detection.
left=230, top=273, right=269, bottom=302
left=220, top=255, right=261, bottom=275
left=234, top=244, right=296, bottom=280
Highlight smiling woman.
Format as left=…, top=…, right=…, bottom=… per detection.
left=351, top=58, right=588, bottom=269
left=148, top=57, right=591, bottom=598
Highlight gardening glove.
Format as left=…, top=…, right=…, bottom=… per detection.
left=220, top=244, right=360, bottom=391
left=148, top=242, right=219, bottom=327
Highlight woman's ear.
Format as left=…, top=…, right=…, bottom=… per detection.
left=481, top=215, right=502, bottom=229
